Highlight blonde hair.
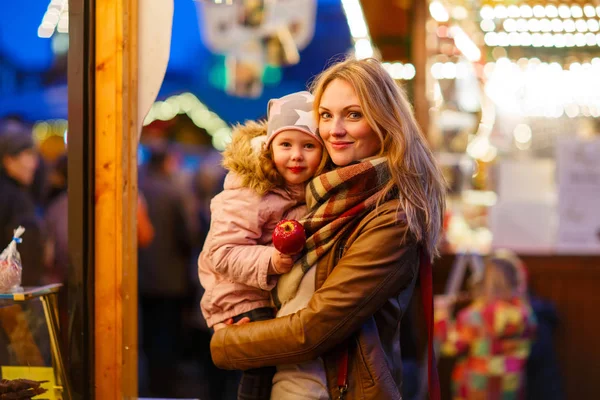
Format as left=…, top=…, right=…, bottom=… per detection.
left=310, top=57, right=447, bottom=257
left=482, top=249, right=528, bottom=300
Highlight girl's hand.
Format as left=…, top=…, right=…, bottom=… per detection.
left=270, top=249, right=294, bottom=274
left=213, top=317, right=251, bottom=332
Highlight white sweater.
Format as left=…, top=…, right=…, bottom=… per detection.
left=271, top=265, right=330, bottom=400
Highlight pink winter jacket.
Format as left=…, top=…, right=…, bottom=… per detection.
left=198, top=121, right=307, bottom=327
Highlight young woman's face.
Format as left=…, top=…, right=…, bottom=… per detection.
left=271, top=130, right=323, bottom=185
left=318, top=78, right=381, bottom=167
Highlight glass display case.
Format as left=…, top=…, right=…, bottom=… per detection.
left=0, top=284, right=71, bottom=399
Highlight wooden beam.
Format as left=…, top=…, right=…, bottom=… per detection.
left=360, top=0, right=411, bottom=61
left=95, top=0, right=138, bottom=397
left=412, top=0, right=429, bottom=138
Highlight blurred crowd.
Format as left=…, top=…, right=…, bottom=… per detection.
left=0, top=117, right=59, bottom=288
left=136, top=139, right=237, bottom=398
left=0, top=117, right=237, bottom=398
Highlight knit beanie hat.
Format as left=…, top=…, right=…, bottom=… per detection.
left=266, top=91, right=320, bottom=146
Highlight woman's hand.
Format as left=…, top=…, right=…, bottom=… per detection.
left=269, top=249, right=295, bottom=274
left=213, top=317, right=251, bottom=332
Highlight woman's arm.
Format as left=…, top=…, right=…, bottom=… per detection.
left=210, top=202, right=419, bottom=370
left=203, top=188, right=276, bottom=291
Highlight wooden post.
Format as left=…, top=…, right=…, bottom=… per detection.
left=412, top=0, right=429, bottom=138
left=95, top=0, right=138, bottom=397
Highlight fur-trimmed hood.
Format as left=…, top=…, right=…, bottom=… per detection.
left=221, top=120, right=273, bottom=195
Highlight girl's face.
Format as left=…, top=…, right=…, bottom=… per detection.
left=318, top=78, right=381, bottom=167
left=271, top=130, right=323, bottom=185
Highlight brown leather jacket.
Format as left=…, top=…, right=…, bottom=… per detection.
left=210, top=200, right=420, bottom=399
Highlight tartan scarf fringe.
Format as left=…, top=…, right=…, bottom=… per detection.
left=272, top=157, right=391, bottom=308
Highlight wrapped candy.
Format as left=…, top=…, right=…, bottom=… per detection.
left=0, top=226, right=25, bottom=293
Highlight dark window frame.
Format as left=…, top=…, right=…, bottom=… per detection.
left=67, top=0, right=95, bottom=397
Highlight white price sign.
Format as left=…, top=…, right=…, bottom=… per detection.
left=556, top=137, right=600, bottom=253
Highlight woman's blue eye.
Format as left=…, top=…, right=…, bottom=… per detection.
left=320, top=112, right=331, bottom=119
left=348, top=111, right=362, bottom=119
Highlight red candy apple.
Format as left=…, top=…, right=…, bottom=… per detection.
left=272, top=219, right=306, bottom=255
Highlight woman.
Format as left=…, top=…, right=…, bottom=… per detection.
left=210, top=57, right=446, bottom=400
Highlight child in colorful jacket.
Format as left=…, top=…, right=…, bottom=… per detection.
left=434, top=250, right=537, bottom=400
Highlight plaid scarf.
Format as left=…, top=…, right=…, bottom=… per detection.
left=273, top=157, right=391, bottom=308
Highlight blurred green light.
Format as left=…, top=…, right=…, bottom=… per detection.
left=209, top=63, right=227, bottom=90
left=262, top=65, right=282, bottom=85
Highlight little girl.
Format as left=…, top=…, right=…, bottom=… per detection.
left=198, top=91, right=327, bottom=400
left=434, top=250, right=537, bottom=400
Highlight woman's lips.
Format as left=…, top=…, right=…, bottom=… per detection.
left=330, top=141, right=353, bottom=150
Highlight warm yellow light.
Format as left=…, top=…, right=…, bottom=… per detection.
left=480, top=5, right=494, bottom=20
left=533, top=5, right=546, bottom=18
left=513, top=124, right=532, bottom=144
left=429, top=1, right=449, bottom=22
left=584, top=5, right=596, bottom=18
left=558, top=5, right=571, bottom=19
left=494, top=5, right=508, bottom=19
left=520, top=5, right=533, bottom=18
left=545, top=5, right=558, bottom=18
left=571, top=5, right=583, bottom=19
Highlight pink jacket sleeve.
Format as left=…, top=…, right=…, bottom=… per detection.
left=204, top=188, right=276, bottom=291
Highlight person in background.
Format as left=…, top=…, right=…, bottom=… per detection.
left=41, top=153, right=72, bottom=353
left=434, top=250, right=537, bottom=400
left=526, top=286, right=564, bottom=400
left=0, top=129, right=44, bottom=287
left=198, top=91, right=327, bottom=400
left=43, top=154, right=69, bottom=285
left=138, top=142, right=194, bottom=397
left=181, top=161, right=233, bottom=400
left=44, top=153, right=154, bottom=277
left=210, top=57, right=447, bottom=400
left=136, top=192, right=154, bottom=249
left=0, top=129, right=47, bottom=368
left=45, top=152, right=68, bottom=206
